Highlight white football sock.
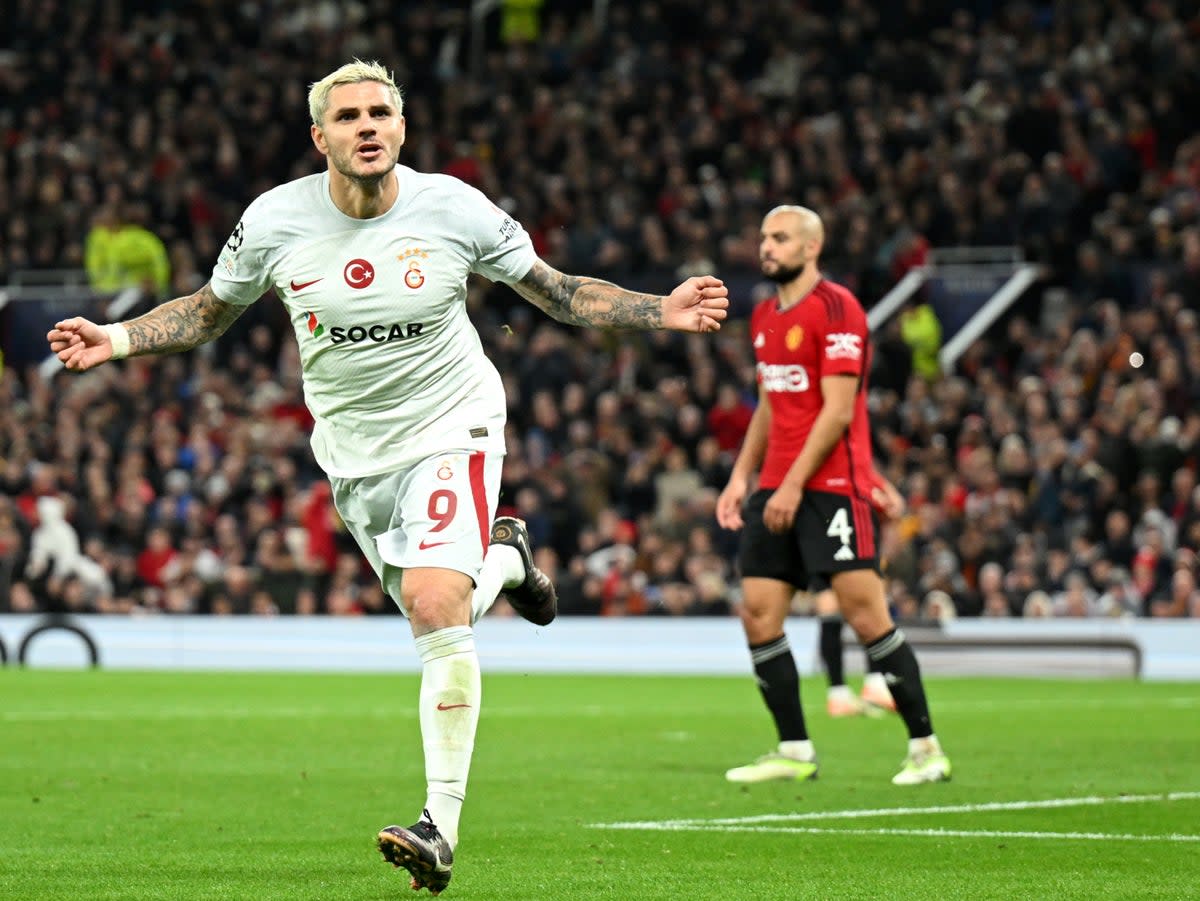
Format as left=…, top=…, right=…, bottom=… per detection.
left=414, top=626, right=480, bottom=849
left=470, top=544, right=524, bottom=623
left=778, top=739, right=816, bottom=762
left=863, top=671, right=889, bottom=692
left=909, top=734, right=942, bottom=756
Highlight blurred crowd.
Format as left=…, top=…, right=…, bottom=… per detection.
left=1, top=0, right=1199, bottom=620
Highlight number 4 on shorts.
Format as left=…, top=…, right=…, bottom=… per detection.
left=828, top=508, right=856, bottom=561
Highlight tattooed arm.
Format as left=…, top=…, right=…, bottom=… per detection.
left=123, top=283, right=244, bottom=355
left=47, top=282, right=246, bottom=371
left=510, top=260, right=729, bottom=333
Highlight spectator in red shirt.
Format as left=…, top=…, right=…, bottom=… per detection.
left=707, top=383, right=755, bottom=454
left=136, top=525, right=177, bottom=591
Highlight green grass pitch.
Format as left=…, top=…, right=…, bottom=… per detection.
left=2, top=670, right=1198, bottom=900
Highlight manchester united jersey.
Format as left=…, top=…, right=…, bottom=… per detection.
left=750, top=279, right=874, bottom=495
left=210, top=165, right=536, bottom=478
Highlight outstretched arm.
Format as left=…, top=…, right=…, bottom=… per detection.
left=48, top=282, right=246, bottom=371
left=510, top=259, right=728, bottom=332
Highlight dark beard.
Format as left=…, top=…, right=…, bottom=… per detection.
left=762, top=262, right=805, bottom=286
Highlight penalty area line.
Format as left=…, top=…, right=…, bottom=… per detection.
left=590, top=790, right=1200, bottom=831
left=591, top=823, right=1200, bottom=843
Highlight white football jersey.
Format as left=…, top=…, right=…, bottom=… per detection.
left=210, top=165, right=536, bottom=477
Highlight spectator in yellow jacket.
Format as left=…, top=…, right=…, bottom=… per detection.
left=84, top=203, right=171, bottom=297
left=900, top=298, right=943, bottom=381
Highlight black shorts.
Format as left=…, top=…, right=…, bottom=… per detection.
left=737, top=488, right=880, bottom=589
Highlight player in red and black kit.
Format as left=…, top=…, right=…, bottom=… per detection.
left=716, top=205, right=951, bottom=785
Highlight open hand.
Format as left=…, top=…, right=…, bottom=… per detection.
left=716, top=477, right=748, bottom=530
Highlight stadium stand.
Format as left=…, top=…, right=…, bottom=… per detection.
left=1, top=0, right=1199, bottom=621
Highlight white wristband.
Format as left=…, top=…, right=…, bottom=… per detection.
left=101, top=323, right=131, bottom=360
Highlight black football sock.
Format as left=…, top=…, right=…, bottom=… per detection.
left=750, top=635, right=808, bottom=742
left=819, top=616, right=846, bottom=687
left=866, top=628, right=933, bottom=739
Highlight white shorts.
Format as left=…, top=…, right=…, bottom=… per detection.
left=329, top=449, right=503, bottom=603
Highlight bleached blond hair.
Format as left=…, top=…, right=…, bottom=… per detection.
left=307, top=59, right=403, bottom=126
left=763, top=204, right=825, bottom=243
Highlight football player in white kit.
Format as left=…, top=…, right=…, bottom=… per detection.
left=47, top=59, right=729, bottom=895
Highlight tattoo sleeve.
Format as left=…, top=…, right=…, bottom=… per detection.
left=511, top=260, right=663, bottom=329
left=124, top=282, right=246, bottom=356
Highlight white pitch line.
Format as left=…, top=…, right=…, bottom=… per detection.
left=935, top=696, right=1200, bottom=712
left=593, top=791, right=1200, bottom=830
left=593, top=824, right=1200, bottom=843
